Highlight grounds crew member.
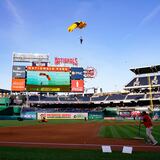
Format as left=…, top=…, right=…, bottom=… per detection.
left=141, top=111, right=158, bottom=145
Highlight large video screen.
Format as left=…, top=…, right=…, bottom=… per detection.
left=26, top=70, right=70, bottom=92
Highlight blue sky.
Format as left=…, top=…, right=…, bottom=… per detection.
left=0, top=0, right=160, bottom=92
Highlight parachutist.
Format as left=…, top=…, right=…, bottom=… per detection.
left=67, top=21, right=86, bottom=44
left=80, top=37, right=83, bottom=44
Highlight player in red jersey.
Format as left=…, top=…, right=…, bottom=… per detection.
left=141, top=111, right=158, bottom=145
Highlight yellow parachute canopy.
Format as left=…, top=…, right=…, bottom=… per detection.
left=68, top=21, right=87, bottom=32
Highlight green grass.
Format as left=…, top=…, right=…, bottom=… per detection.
left=1, top=119, right=160, bottom=141
left=99, top=124, right=160, bottom=142
left=0, top=119, right=89, bottom=127
left=0, top=119, right=115, bottom=128
left=0, top=120, right=160, bottom=159
left=0, top=119, right=160, bottom=127
left=0, top=146, right=160, bottom=160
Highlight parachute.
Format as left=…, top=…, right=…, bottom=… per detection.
left=68, top=21, right=87, bottom=32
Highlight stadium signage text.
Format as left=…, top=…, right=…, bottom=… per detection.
left=27, top=66, right=70, bottom=72
left=37, top=112, right=88, bottom=119
left=12, top=66, right=26, bottom=79
left=11, top=79, right=25, bottom=91
left=13, top=53, right=49, bottom=63
left=21, top=112, right=37, bottom=120
left=71, top=67, right=84, bottom=80
left=71, top=80, right=84, bottom=92
left=54, top=57, right=78, bottom=66
left=84, top=67, right=97, bottom=78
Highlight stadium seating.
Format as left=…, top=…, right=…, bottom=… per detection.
left=76, top=95, right=90, bottom=102
left=106, top=94, right=126, bottom=101
left=91, top=96, right=107, bottom=101
left=125, top=75, right=160, bottom=88
left=58, top=96, right=77, bottom=102
left=146, top=93, right=160, bottom=99
left=40, top=96, right=58, bottom=101
left=125, top=94, right=145, bottom=100
left=28, top=95, right=39, bottom=101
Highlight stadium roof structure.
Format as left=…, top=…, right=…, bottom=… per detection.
left=0, top=89, right=11, bottom=93
left=130, top=65, right=160, bottom=75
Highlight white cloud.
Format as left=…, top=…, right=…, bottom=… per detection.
left=5, top=0, right=23, bottom=24
left=123, top=4, right=160, bottom=40
left=139, top=5, right=160, bottom=26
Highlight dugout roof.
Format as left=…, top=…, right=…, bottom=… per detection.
left=130, top=65, right=160, bottom=75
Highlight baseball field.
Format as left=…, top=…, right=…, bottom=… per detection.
left=0, top=119, right=160, bottom=160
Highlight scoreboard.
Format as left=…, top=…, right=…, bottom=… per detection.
left=26, top=66, right=70, bottom=92
left=11, top=66, right=84, bottom=92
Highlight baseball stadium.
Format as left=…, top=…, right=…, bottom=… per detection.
left=0, top=52, right=160, bottom=160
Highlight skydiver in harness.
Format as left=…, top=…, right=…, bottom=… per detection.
left=80, top=36, right=83, bottom=44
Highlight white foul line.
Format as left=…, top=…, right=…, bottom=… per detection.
left=0, top=141, right=159, bottom=149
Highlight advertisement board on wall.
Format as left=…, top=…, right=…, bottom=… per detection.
left=13, top=53, right=49, bottom=63
left=12, top=66, right=26, bottom=79
left=12, top=65, right=26, bottom=71
left=12, top=72, right=26, bottom=79
left=11, top=78, right=25, bottom=91
left=71, top=67, right=84, bottom=80
left=71, top=80, right=84, bottom=92
left=88, top=112, right=104, bottom=120
left=37, top=112, right=88, bottom=120
left=32, top=62, right=48, bottom=66
left=26, top=66, right=70, bottom=92
left=21, top=112, right=37, bottom=120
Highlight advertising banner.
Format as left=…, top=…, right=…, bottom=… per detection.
left=84, top=67, right=97, bottom=78
left=12, top=65, right=26, bottom=79
left=88, top=112, right=104, bottom=120
left=12, top=65, right=26, bottom=71
left=13, top=53, right=49, bottom=62
left=21, top=112, right=37, bottom=120
left=11, top=78, right=25, bottom=91
left=71, top=67, right=84, bottom=80
left=37, top=112, right=88, bottom=120
left=71, top=80, right=84, bottom=92
left=32, top=62, right=48, bottom=66
left=26, top=71, right=70, bottom=92
left=12, top=72, right=26, bottom=79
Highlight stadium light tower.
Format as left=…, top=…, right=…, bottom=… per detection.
left=147, top=75, right=154, bottom=112
left=147, top=66, right=159, bottom=113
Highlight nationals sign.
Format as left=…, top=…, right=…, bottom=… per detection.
left=54, top=57, right=78, bottom=66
